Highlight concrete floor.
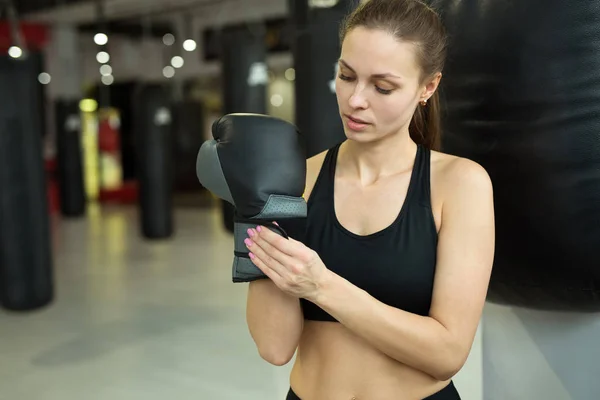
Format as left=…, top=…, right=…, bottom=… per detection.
left=0, top=201, right=482, bottom=400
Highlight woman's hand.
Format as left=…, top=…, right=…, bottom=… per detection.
left=245, top=224, right=331, bottom=301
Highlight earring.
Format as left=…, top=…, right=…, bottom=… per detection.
left=420, top=99, right=427, bottom=106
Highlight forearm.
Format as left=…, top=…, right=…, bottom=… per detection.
left=309, top=272, right=461, bottom=380
left=246, top=279, right=304, bottom=365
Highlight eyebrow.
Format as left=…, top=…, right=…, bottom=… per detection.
left=338, top=59, right=402, bottom=79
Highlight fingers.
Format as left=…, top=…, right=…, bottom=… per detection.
left=245, top=228, right=293, bottom=275
left=256, top=224, right=308, bottom=259
left=247, top=251, right=282, bottom=283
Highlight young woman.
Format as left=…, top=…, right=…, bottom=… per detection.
left=245, top=1, right=495, bottom=399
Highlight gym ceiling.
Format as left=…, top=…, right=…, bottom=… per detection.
left=11, top=0, right=279, bottom=39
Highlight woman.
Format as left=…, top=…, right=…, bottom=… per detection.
left=245, top=0, right=495, bottom=399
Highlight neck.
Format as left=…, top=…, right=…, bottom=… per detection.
left=339, top=130, right=418, bottom=186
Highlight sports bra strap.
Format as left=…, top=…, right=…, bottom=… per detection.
left=413, top=145, right=432, bottom=208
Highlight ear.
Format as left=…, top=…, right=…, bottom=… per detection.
left=421, top=72, right=442, bottom=102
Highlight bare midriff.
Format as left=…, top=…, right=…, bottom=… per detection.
left=289, top=321, right=451, bottom=400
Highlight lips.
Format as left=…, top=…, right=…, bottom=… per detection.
left=346, top=115, right=370, bottom=124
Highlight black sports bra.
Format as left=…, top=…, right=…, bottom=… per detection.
left=300, top=142, right=438, bottom=321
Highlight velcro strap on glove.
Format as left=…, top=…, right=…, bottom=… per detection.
left=232, top=194, right=307, bottom=283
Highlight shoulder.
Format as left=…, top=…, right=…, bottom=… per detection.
left=303, top=149, right=329, bottom=201
left=430, top=150, right=494, bottom=205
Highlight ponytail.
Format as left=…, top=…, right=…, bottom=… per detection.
left=409, top=90, right=441, bottom=151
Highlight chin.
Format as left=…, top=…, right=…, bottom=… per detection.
left=344, top=132, right=371, bottom=143
left=343, top=127, right=379, bottom=143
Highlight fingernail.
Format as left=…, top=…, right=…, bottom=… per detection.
left=249, top=252, right=255, bottom=259
left=257, top=226, right=262, bottom=232
left=247, top=228, right=255, bottom=237
left=244, top=238, right=252, bottom=247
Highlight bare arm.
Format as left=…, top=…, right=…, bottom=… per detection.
left=246, top=279, right=303, bottom=366
left=309, top=158, right=495, bottom=381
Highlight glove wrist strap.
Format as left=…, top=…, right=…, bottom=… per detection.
left=229, top=195, right=306, bottom=283
left=234, top=217, right=288, bottom=239
left=231, top=215, right=289, bottom=283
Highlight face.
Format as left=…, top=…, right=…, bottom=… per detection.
left=335, top=27, right=441, bottom=143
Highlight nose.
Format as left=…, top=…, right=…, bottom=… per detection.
left=348, top=86, right=368, bottom=110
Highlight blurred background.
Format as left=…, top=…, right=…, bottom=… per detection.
left=8, top=0, right=297, bottom=207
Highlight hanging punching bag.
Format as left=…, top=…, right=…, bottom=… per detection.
left=288, top=0, right=359, bottom=158
left=55, top=99, right=86, bottom=217
left=432, top=0, right=600, bottom=311
left=133, top=84, right=174, bottom=239
left=172, top=100, right=205, bottom=192
left=0, top=52, right=54, bottom=311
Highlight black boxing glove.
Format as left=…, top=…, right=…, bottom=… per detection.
left=196, top=114, right=307, bottom=282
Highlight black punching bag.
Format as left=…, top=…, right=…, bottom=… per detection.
left=433, top=0, right=600, bottom=311
left=219, top=22, right=267, bottom=232
left=0, top=52, right=54, bottom=311
left=289, top=0, right=359, bottom=158
left=55, top=99, right=86, bottom=217
left=133, top=84, right=173, bottom=239
left=172, top=100, right=205, bottom=192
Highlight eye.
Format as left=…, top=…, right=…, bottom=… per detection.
left=376, top=87, right=393, bottom=95
left=338, top=73, right=394, bottom=95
